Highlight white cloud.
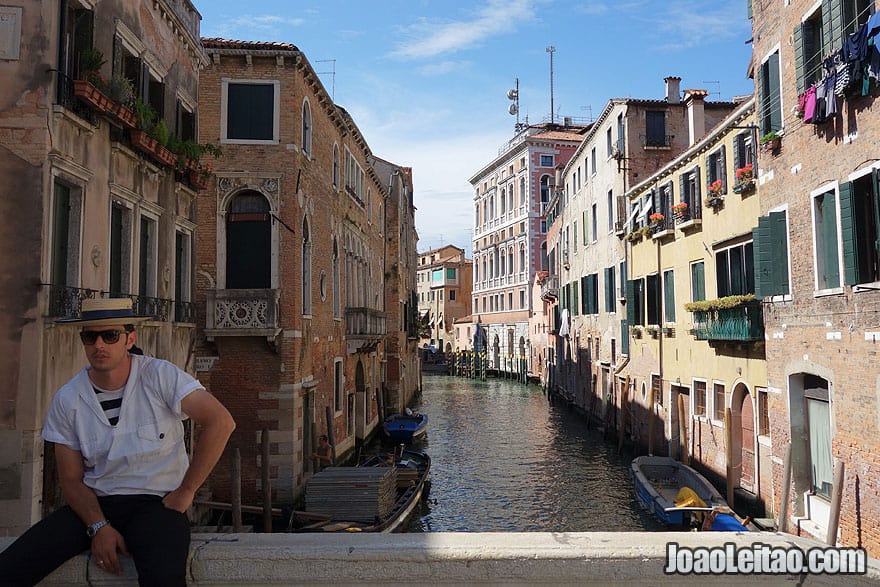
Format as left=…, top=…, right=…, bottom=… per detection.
left=417, top=60, right=471, bottom=76
left=205, top=14, right=304, bottom=40
left=389, top=0, right=539, bottom=60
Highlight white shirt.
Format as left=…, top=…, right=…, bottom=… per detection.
left=42, top=355, right=203, bottom=497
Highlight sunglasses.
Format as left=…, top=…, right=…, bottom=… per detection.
left=79, top=329, right=129, bottom=345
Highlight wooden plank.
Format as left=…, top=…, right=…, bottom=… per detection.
left=193, top=500, right=283, bottom=516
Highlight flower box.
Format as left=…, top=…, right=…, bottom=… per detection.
left=706, top=196, right=724, bottom=209
left=188, top=169, right=209, bottom=190
left=129, top=129, right=158, bottom=156
left=152, top=144, right=177, bottom=168
left=732, top=180, right=755, bottom=195
left=110, top=103, right=137, bottom=129
left=72, top=80, right=115, bottom=115
left=761, top=138, right=780, bottom=152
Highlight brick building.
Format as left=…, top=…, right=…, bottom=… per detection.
left=749, top=0, right=880, bottom=552
left=416, top=244, right=472, bottom=352
left=0, top=0, right=204, bottom=534
left=195, top=39, right=413, bottom=508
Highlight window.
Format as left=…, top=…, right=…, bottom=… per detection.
left=519, top=290, right=525, bottom=309
left=501, top=188, right=507, bottom=214
left=573, top=220, right=579, bottom=253
left=333, top=240, right=341, bottom=318
left=591, top=203, right=598, bottom=242
left=663, top=269, right=675, bottom=322
left=450, top=290, right=456, bottom=301
left=58, top=4, right=93, bottom=90
left=679, top=167, right=702, bottom=220
left=607, top=190, right=614, bottom=231
left=716, top=242, right=754, bottom=297
left=175, top=97, right=196, bottom=142
left=49, top=179, right=83, bottom=312
left=540, top=154, right=553, bottom=167
left=626, top=278, right=645, bottom=326
left=707, top=147, right=727, bottom=194
left=652, top=374, right=662, bottom=406
left=332, top=144, right=340, bottom=188
left=591, top=147, right=597, bottom=175
left=606, top=127, right=613, bottom=157
left=334, top=359, right=344, bottom=413
left=581, top=274, right=598, bottom=314
left=345, top=148, right=366, bottom=203
left=693, top=380, right=707, bottom=417
left=604, top=266, right=616, bottom=313
left=508, top=291, right=513, bottom=310
left=520, top=177, right=527, bottom=206
left=571, top=280, right=579, bottom=316
left=796, top=7, right=825, bottom=93
left=174, top=230, right=192, bottom=322
left=109, top=203, right=132, bottom=296
left=757, top=387, right=770, bottom=436
left=733, top=133, right=755, bottom=176
left=839, top=170, right=880, bottom=285
left=138, top=216, right=157, bottom=299
left=223, top=81, right=279, bottom=142
left=713, top=382, right=726, bottom=421
left=645, top=111, right=667, bottom=147
left=540, top=175, right=551, bottom=203
left=646, top=273, right=661, bottom=325
left=803, top=378, right=832, bottom=498
left=813, top=188, right=841, bottom=290
left=616, top=113, right=625, bottom=153
left=690, top=261, right=706, bottom=302
left=758, top=50, right=782, bottom=136
left=302, top=218, right=312, bottom=315
left=753, top=211, right=791, bottom=298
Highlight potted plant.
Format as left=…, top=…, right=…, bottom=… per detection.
left=672, top=201, right=689, bottom=221
left=104, top=76, right=136, bottom=128
left=760, top=131, right=781, bottom=151
left=649, top=212, right=664, bottom=226
left=72, top=47, right=115, bottom=113
left=733, top=163, right=755, bottom=193
left=706, top=179, right=724, bottom=208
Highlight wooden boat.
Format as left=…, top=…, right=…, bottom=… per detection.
left=630, top=455, right=729, bottom=527
left=382, top=412, right=428, bottom=443
left=296, top=449, right=431, bottom=533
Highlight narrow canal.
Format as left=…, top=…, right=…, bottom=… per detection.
left=403, top=375, right=665, bottom=532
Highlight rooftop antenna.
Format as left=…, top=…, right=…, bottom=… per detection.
left=702, top=80, right=721, bottom=100
left=507, top=78, right=524, bottom=132
left=546, top=45, right=556, bottom=124
left=316, top=59, right=336, bottom=101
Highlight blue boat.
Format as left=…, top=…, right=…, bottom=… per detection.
left=630, top=455, right=728, bottom=527
left=382, top=412, right=428, bottom=443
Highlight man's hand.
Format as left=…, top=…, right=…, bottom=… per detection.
left=91, top=524, right=128, bottom=576
left=162, top=486, right=196, bottom=513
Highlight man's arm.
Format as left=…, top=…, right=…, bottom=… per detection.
left=162, top=388, right=235, bottom=513
left=55, top=443, right=128, bottom=575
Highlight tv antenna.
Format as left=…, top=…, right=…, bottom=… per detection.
left=702, top=80, right=721, bottom=100
left=546, top=46, right=556, bottom=124
left=507, top=78, right=524, bottom=132
left=316, top=59, right=336, bottom=101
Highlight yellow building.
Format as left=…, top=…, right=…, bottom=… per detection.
left=624, top=96, right=772, bottom=513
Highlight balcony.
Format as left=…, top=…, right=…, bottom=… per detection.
left=689, top=301, right=764, bottom=342
left=540, top=275, right=559, bottom=301
left=46, top=285, right=195, bottom=324
left=345, top=307, right=387, bottom=353
left=205, top=288, right=281, bottom=341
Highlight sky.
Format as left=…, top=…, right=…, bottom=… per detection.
left=197, top=1, right=756, bottom=257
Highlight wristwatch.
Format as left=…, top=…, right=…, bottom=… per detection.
left=86, top=519, right=109, bottom=538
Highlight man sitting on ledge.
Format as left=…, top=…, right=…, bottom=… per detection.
left=0, top=298, right=235, bottom=586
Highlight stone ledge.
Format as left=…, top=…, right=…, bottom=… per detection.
left=2, top=532, right=879, bottom=585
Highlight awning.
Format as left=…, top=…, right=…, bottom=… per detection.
left=636, top=192, right=653, bottom=223
left=624, top=202, right=640, bottom=231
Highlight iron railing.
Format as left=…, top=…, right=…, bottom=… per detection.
left=45, top=285, right=195, bottom=323
left=55, top=71, right=96, bottom=123
left=690, top=301, right=764, bottom=342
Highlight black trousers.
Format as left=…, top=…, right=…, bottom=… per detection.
left=0, top=494, right=190, bottom=587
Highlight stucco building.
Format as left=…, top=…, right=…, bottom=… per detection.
left=416, top=244, right=472, bottom=352
left=0, top=0, right=204, bottom=534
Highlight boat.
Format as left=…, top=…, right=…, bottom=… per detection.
left=382, top=411, right=428, bottom=443
left=296, top=449, right=431, bottom=533
left=630, top=455, right=733, bottom=527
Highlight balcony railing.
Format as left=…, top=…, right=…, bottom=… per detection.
left=205, top=288, right=280, bottom=340
left=46, top=285, right=194, bottom=323
left=345, top=307, right=387, bottom=343
left=689, top=301, right=764, bottom=342
left=55, top=71, right=96, bottom=123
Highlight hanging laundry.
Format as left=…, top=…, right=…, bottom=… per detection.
left=803, top=84, right=817, bottom=123
left=845, top=22, right=870, bottom=63
left=833, top=49, right=851, bottom=96
left=823, top=70, right=838, bottom=117
left=813, top=79, right=827, bottom=123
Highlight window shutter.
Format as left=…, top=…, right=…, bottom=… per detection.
left=757, top=59, right=767, bottom=134
left=747, top=0, right=753, bottom=19
left=583, top=210, right=588, bottom=245
left=621, top=319, right=630, bottom=355
left=822, top=0, right=843, bottom=57
left=752, top=216, right=770, bottom=299
left=838, top=181, right=858, bottom=285
left=73, top=10, right=95, bottom=78
left=720, top=145, right=728, bottom=192
left=794, top=23, right=805, bottom=95
left=572, top=280, right=580, bottom=316
left=591, top=274, right=599, bottom=314
left=770, top=211, right=790, bottom=295
left=733, top=136, right=742, bottom=172
left=874, top=170, right=880, bottom=266
left=664, top=271, right=676, bottom=322
left=679, top=174, right=686, bottom=207
left=821, top=194, right=840, bottom=288
left=694, top=167, right=702, bottom=218
left=581, top=276, right=588, bottom=314
left=625, top=279, right=636, bottom=323
left=768, top=52, right=782, bottom=132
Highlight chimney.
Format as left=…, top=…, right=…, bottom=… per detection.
left=664, top=76, right=681, bottom=104
left=684, top=89, right=709, bottom=146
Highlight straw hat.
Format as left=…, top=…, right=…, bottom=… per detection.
left=55, top=298, right=152, bottom=327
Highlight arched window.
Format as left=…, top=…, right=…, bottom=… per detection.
left=301, top=100, right=312, bottom=156
left=501, top=188, right=507, bottom=214
left=332, top=238, right=340, bottom=318
left=540, top=175, right=551, bottom=202
left=226, top=191, right=271, bottom=289
left=519, top=243, right=526, bottom=273
left=302, top=217, right=312, bottom=315
left=508, top=247, right=514, bottom=275
left=500, top=254, right=506, bottom=276
left=520, top=177, right=526, bottom=206
left=332, top=144, right=340, bottom=188
left=508, top=187, right=514, bottom=212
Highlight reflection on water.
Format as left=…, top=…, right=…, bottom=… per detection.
left=403, top=375, right=664, bottom=532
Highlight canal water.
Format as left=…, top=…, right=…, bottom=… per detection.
left=401, top=375, right=665, bottom=532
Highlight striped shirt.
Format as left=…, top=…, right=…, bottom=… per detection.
left=93, top=386, right=125, bottom=425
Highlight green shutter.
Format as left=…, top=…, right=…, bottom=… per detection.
left=821, top=193, right=840, bottom=288
left=621, top=319, right=629, bottom=355
left=839, top=181, right=858, bottom=285
left=625, top=279, right=636, bottom=323
left=591, top=274, right=599, bottom=314
left=768, top=51, right=782, bottom=132
left=757, top=55, right=767, bottom=134
left=770, top=211, right=790, bottom=295
left=752, top=216, right=771, bottom=299
left=572, top=280, right=580, bottom=316
left=822, top=0, right=843, bottom=57
left=874, top=170, right=880, bottom=266
left=720, top=145, right=728, bottom=192
left=793, top=23, right=805, bottom=95
left=747, top=0, right=753, bottom=20
left=733, top=136, right=742, bottom=173
left=581, top=276, right=588, bottom=314
left=664, top=270, right=676, bottom=322
left=583, top=210, right=588, bottom=245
